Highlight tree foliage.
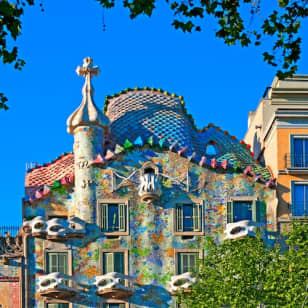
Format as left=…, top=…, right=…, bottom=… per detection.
left=1, top=0, right=308, bottom=109
left=98, top=0, right=308, bottom=79
left=176, top=222, right=308, bottom=307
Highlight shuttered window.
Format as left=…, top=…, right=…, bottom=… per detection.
left=103, top=252, right=125, bottom=274
left=227, top=200, right=261, bottom=223
left=175, top=203, right=201, bottom=232
left=103, top=304, right=125, bottom=308
left=101, top=203, right=126, bottom=232
left=178, top=252, right=198, bottom=274
left=47, top=304, right=69, bottom=308
left=47, top=252, right=68, bottom=274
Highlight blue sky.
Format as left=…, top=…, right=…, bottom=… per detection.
left=0, top=0, right=308, bottom=225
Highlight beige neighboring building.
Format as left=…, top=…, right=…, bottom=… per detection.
left=245, top=75, right=308, bottom=231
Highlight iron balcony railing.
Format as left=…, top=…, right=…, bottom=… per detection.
left=291, top=202, right=308, bottom=217
left=0, top=225, right=20, bottom=236
left=285, top=153, right=308, bottom=169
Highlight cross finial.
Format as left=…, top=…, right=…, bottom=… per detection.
left=76, top=57, right=100, bottom=78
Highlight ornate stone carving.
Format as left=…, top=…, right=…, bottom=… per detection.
left=94, top=272, right=134, bottom=299
left=0, top=231, right=23, bottom=261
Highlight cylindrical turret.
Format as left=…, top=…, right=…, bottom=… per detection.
left=67, top=57, right=110, bottom=223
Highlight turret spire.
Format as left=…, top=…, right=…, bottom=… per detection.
left=67, top=57, right=110, bottom=134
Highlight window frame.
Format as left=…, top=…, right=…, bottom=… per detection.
left=100, top=301, right=129, bottom=308
left=227, top=196, right=260, bottom=223
left=44, top=303, right=71, bottom=308
left=290, top=135, right=308, bottom=168
left=97, top=199, right=129, bottom=236
left=175, top=249, right=203, bottom=275
left=44, top=249, right=72, bottom=275
left=173, top=199, right=204, bottom=236
left=291, top=181, right=308, bottom=217
left=100, top=249, right=129, bottom=276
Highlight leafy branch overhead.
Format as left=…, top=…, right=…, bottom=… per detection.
left=0, top=0, right=39, bottom=110
left=1, top=0, right=308, bottom=109
left=98, top=0, right=308, bottom=79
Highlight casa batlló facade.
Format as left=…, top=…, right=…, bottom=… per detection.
left=2, top=58, right=278, bottom=308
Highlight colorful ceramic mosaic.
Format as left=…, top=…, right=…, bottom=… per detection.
left=22, top=58, right=277, bottom=308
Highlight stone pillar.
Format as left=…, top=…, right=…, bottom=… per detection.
left=73, top=125, right=103, bottom=223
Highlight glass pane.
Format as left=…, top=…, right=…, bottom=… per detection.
left=233, top=201, right=252, bottom=222
left=47, top=304, right=69, bottom=308
left=114, top=252, right=124, bottom=274
left=293, top=139, right=304, bottom=167
left=183, top=204, right=193, bottom=231
left=48, top=253, right=58, bottom=273
left=103, top=304, right=122, bottom=308
left=48, top=253, right=68, bottom=274
left=293, top=184, right=305, bottom=216
left=305, top=140, right=308, bottom=167
left=108, top=204, right=119, bottom=231
left=178, top=253, right=197, bottom=274
left=205, top=144, right=218, bottom=155
left=103, top=252, right=114, bottom=274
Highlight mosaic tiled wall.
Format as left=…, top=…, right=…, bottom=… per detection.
left=24, top=149, right=276, bottom=307
left=0, top=263, right=21, bottom=308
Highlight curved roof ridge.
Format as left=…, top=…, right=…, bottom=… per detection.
left=103, top=88, right=255, bottom=156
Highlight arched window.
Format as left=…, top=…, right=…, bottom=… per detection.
left=205, top=141, right=219, bottom=156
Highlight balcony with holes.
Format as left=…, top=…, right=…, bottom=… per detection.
left=38, top=272, right=77, bottom=299
left=169, top=272, right=196, bottom=295
left=94, top=272, right=134, bottom=299
left=22, top=216, right=85, bottom=241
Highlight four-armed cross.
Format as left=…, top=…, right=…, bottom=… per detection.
left=76, top=57, right=100, bottom=79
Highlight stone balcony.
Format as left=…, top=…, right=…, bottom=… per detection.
left=169, top=272, right=196, bottom=295
left=94, top=272, right=134, bottom=299
left=138, top=173, right=161, bottom=203
left=224, top=220, right=261, bottom=240
left=38, top=272, right=77, bottom=299
left=23, top=216, right=85, bottom=241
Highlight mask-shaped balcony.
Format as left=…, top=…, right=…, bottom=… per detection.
left=38, top=272, right=77, bottom=299
left=94, top=272, right=134, bottom=299
left=224, top=220, right=261, bottom=240
left=23, top=216, right=86, bottom=241
left=169, top=272, right=196, bottom=295
left=138, top=173, right=161, bottom=202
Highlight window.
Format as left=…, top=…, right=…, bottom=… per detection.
left=292, top=137, right=308, bottom=168
left=177, top=252, right=198, bottom=274
left=292, top=183, right=308, bottom=216
left=175, top=203, right=202, bottom=234
left=47, top=304, right=69, bottom=308
left=103, top=252, right=125, bottom=274
left=227, top=199, right=260, bottom=223
left=99, top=201, right=128, bottom=234
left=205, top=141, right=219, bottom=156
left=103, top=304, right=125, bottom=308
left=47, top=252, right=68, bottom=274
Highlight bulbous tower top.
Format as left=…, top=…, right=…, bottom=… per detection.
left=67, top=57, right=110, bottom=134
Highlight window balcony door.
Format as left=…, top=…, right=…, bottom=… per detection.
left=292, top=183, right=308, bottom=217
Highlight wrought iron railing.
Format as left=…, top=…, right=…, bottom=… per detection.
left=285, top=153, right=308, bottom=169
left=291, top=202, right=308, bottom=217
left=0, top=225, right=20, bottom=236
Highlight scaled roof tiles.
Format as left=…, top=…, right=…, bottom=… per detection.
left=25, top=89, right=272, bottom=192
